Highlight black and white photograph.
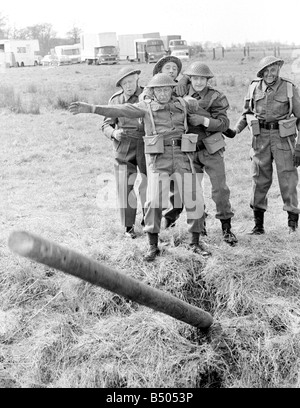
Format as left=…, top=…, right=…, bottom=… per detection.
left=1, top=0, right=300, bottom=390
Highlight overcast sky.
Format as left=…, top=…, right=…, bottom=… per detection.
left=1, top=0, right=299, bottom=46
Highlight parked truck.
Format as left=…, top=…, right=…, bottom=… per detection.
left=161, top=35, right=181, bottom=52
left=118, top=32, right=161, bottom=61
left=80, top=32, right=118, bottom=65
left=134, top=38, right=166, bottom=63
left=0, top=39, right=40, bottom=67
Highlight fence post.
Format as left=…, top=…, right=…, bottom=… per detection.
left=8, top=231, right=214, bottom=329
left=213, top=48, right=215, bottom=60
left=222, top=47, right=224, bottom=58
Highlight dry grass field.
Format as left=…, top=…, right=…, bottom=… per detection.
left=1, top=54, right=300, bottom=388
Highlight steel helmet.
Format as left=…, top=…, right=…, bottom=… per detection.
left=256, top=56, right=284, bottom=78
left=184, top=62, right=214, bottom=78
left=115, top=66, right=141, bottom=87
left=146, top=73, right=177, bottom=88
left=153, top=55, right=182, bottom=76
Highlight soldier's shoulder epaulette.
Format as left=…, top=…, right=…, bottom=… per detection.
left=108, top=89, right=124, bottom=103
left=207, top=86, right=221, bottom=95
left=281, top=77, right=296, bottom=86
left=251, top=78, right=262, bottom=84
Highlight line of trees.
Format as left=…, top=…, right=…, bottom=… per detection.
left=0, top=12, right=81, bottom=56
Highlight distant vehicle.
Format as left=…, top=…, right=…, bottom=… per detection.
left=97, top=45, right=118, bottom=65
left=41, top=54, right=71, bottom=66
left=169, top=39, right=188, bottom=52
left=118, top=33, right=161, bottom=61
left=0, top=39, right=40, bottom=67
left=134, top=38, right=166, bottom=63
left=171, top=49, right=190, bottom=61
left=80, top=32, right=119, bottom=65
left=161, top=35, right=181, bottom=52
left=54, top=44, right=81, bottom=64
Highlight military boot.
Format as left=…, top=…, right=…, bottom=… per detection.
left=248, top=210, right=265, bottom=235
left=125, top=226, right=137, bottom=239
left=288, top=212, right=299, bottom=233
left=221, top=218, right=238, bottom=246
left=189, top=232, right=211, bottom=257
left=144, top=233, right=160, bottom=262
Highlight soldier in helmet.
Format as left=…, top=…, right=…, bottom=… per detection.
left=153, top=55, right=182, bottom=81
left=139, top=55, right=186, bottom=100
left=165, top=61, right=237, bottom=246
left=69, top=73, right=209, bottom=262
left=228, top=56, right=300, bottom=234
left=101, top=66, right=147, bottom=239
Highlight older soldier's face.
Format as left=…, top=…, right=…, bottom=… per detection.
left=263, top=64, right=280, bottom=84
left=191, top=76, right=208, bottom=92
left=161, top=62, right=179, bottom=80
left=153, top=86, right=173, bottom=104
left=120, top=74, right=138, bottom=97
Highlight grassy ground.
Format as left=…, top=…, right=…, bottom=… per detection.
left=1, top=57, right=300, bottom=388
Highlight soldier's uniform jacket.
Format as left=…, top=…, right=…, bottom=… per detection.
left=186, top=85, right=230, bottom=144
left=96, top=96, right=192, bottom=141
left=102, top=86, right=145, bottom=139
left=235, top=77, right=300, bottom=133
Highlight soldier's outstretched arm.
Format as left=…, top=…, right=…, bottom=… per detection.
left=69, top=101, right=146, bottom=119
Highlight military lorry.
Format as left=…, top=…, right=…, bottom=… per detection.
left=80, top=32, right=118, bottom=65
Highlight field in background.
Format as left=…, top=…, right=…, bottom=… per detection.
left=1, top=56, right=300, bottom=388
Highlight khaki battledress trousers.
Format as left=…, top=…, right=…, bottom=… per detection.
left=251, top=129, right=299, bottom=213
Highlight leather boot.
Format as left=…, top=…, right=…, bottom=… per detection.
left=189, top=232, right=211, bottom=257
left=125, top=226, right=137, bottom=239
left=144, top=233, right=160, bottom=262
left=221, top=218, right=238, bottom=246
left=288, top=212, right=299, bottom=233
left=248, top=210, right=265, bottom=235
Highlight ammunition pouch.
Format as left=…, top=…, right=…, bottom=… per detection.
left=181, top=133, right=198, bottom=152
left=202, top=132, right=226, bottom=154
left=143, top=134, right=164, bottom=154
left=278, top=117, right=297, bottom=138
left=246, top=114, right=260, bottom=136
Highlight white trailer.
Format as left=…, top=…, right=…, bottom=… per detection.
left=118, top=32, right=161, bottom=61
left=80, top=32, right=118, bottom=64
left=0, top=39, right=40, bottom=67
left=54, top=44, right=81, bottom=64
left=118, top=33, right=142, bottom=61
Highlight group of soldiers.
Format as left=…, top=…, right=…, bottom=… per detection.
left=69, top=54, right=300, bottom=262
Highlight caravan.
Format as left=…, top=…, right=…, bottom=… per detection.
left=54, top=44, right=81, bottom=64
left=0, top=39, right=40, bottom=67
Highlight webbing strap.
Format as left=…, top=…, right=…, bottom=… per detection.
left=177, top=97, right=188, bottom=133
left=287, top=81, right=293, bottom=117
left=146, top=102, right=158, bottom=135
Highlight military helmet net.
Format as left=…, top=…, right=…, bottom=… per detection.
left=256, top=56, right=284, bottom=78
left=153, top=55, right=182, bottom=76
left=146, top=73, right=177, bottom=88
left=115, top=66, right=141, bottom=87
left=184, top=62, right=214, bottom=78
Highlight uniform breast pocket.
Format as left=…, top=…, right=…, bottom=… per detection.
left=253, top=93, right=266, bottom=116
left=273, top=95, right=289, bottom=117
